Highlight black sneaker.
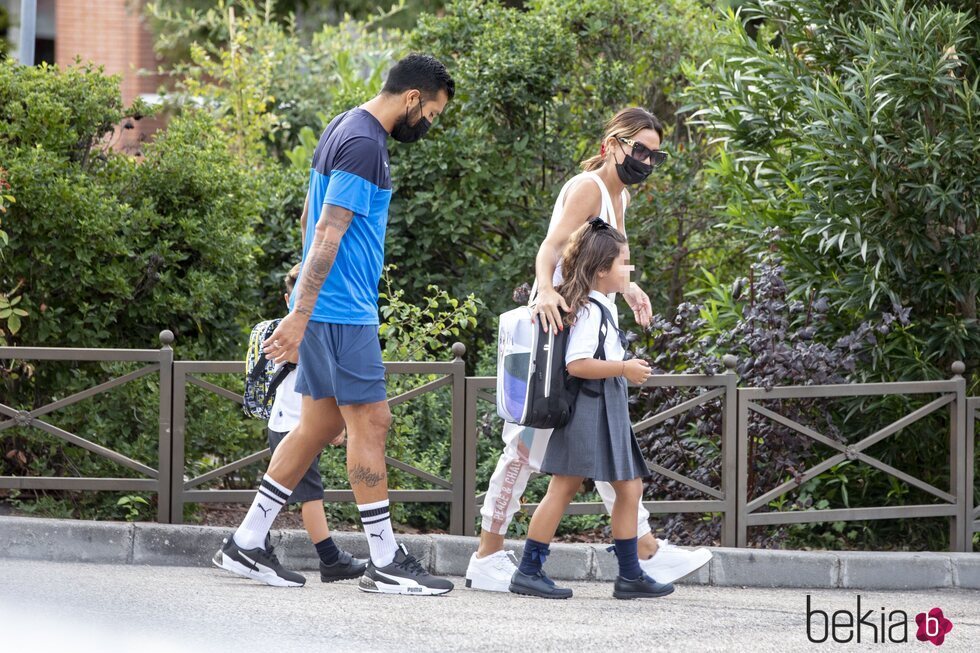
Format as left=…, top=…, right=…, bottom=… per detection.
left=358, top=544, right=454, bottom=595
left=215, top=536, right=306, bottom=587
left=612, top=573, right=675, bottom=600
left=320, top=549, right=368, bottom=583
left=509, top=569, right=573, bottom=599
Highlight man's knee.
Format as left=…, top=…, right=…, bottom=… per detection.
left=351, top=403, right=392, bottom=437
left=370, top=404, right=392, bottom=432
left=297, top=397, right=345, bottom=447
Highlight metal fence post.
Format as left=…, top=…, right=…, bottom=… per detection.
left=170, top=360, right=188, bottom=525
left=968, top=397, right=978, bottom=551
left=950, top=361, right=967, bottom=551
left=157, top=330, right=174, bottom=523
left=448, top=342, right=467, bottom=536
left=721, top=355, right=738, bottom=547
left=736, top=382, right=750, bottom=548
left=463, top=378, right=478, bottom=537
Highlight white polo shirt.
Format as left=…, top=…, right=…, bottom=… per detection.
left=565, top=290, right=624, bottom=365
left=266, top=367, right=302, bottom=433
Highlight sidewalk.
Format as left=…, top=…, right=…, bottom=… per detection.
left=1, top=515, right=978, bottom=590
left=6, top=559, right=980, bottom=652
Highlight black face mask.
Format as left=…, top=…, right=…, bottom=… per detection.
left=615, top=153, right=654, bottom=185
left=391, top=98, right=431, bottom=143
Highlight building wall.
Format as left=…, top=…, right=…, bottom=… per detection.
left=55, top=0, right=163, bottom=104
left=54, top=0, right=166, bottom=152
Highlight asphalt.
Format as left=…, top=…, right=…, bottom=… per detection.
left=4, top=559, right=979, bottom=652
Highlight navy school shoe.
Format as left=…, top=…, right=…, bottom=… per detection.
left=509, top=569, right=573, bottom=599
left=612, top=573, right=675, bottom=600
left=320, top=550, right=368, bottom=583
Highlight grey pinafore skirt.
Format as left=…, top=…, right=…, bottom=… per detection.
left=540, top=375, right=649, bottom=482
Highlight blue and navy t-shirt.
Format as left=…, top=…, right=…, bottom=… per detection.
left=297, top=108, right=392, bottom=325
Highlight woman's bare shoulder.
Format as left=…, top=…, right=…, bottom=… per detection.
left=563, top=176, right=603, bottom=213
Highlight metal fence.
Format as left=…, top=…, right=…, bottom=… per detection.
left=1, top=335, right=977, bottom=551
left=737, top=366, right=970, bottom=550
left=969, top=396, right=979, bottom=543
left=0, top=333, right=174, bottom=522
left=465, top=360, right=738, bottom=544
left=168, top=345, right=468, bottom=531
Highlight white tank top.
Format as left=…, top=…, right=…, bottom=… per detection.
left=530, top=171, right=628, bottom=303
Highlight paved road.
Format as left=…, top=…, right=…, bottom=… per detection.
left=3, top=559, right=978, bottom=651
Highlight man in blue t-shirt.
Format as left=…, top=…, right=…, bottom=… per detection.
left=216, top=54, right=455, bottom=595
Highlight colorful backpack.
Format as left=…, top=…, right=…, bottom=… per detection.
left=243, top=318, right=296, bottom=420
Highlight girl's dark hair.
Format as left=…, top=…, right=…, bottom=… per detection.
left=556, top=220, right=627, bottom=326
left=382, top=53, right=455, bottom=101
left=284, top=263, right=301, bottom=295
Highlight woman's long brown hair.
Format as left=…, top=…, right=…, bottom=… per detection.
left=557, top=220, right=627, bottom=326
left=580, top=107, right=664, bottom=172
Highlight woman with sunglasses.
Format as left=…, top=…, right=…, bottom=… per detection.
left=466, top=107, right=711, bottom=593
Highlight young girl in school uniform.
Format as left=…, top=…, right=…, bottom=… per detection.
left=509, top=219, right=675, bottom=600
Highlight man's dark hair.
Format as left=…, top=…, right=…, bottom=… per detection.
left=382, top=53, right=455, bottom=101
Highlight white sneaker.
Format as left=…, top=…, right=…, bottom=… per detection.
left=640, top=538, right=712, bottom=584
left=464, top=550, right=519, bottom=592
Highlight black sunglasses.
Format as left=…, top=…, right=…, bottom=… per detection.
left=617, top=136, right=669, bottom=167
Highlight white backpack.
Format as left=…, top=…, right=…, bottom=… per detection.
left=496, top=172, right=623, bottom=423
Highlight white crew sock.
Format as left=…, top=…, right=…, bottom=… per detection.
left=358, top=499, right=398, bottom=567
left=232, top=475, right=291, bottom=550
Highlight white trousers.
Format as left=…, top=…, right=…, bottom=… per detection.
left=479, top=420, right=652, bottom=537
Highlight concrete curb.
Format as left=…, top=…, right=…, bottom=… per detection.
left=1, top=516, right=977, bottom=590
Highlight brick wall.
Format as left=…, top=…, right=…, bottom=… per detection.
left=55, top=0, right=166, bottom=152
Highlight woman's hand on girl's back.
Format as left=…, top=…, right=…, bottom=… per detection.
left=532, top=286, right=570, bottom=335
left=623, top=358, right=652, bottom=385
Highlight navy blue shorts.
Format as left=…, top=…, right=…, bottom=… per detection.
left=294, top=322, right=387, bottom=406
left=267, top=428, right=324, bottom=504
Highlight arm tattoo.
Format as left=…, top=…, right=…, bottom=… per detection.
left=350, top=463, right=386, bottom=488
left=291, top=204, right=354, bottom=317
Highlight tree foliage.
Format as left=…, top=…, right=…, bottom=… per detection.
left=685, top=0, right=980, bottom=386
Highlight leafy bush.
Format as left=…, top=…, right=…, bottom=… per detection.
left=635, top=237, right=953, bottom=549
left=0, top=6, right=10, bottom=59
left=149, top=0, right=404, bottom=163
left=0, top=61, right=259, bottom=521
left=0, top=165, right=25, bottom=344
left=148, top=0, right=726, bottom=363
left=388, top=0, right=722, bottom=362
left=683, top=0, right=980, bottom=387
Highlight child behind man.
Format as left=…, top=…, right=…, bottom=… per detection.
left=214, top=264, right=366, bottom=586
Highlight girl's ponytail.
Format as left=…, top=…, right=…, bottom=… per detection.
left=557, top=220, right=627, bottom=326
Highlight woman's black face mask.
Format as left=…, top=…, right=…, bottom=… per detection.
left=614, top=141, right=654, bottom=185
left=391, top=97, right=431, bottom=143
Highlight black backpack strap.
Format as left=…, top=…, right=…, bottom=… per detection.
left=248, top=352, right=270, bottom=383
left=576, top=298, right=614, bottom=399
left=263, top=362, right=297, bottom=411
left=588, top=298, right=613, bottom=361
